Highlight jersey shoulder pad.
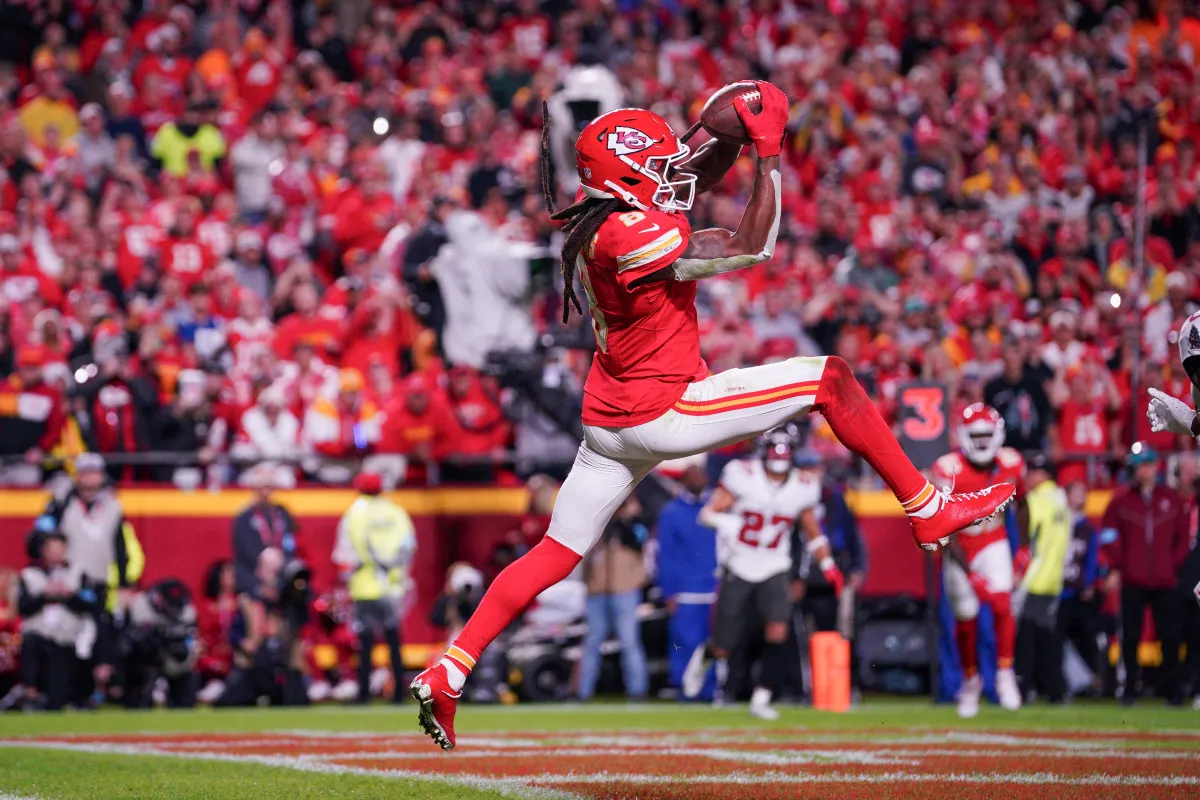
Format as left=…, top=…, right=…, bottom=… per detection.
left=996, top=447, right=1025, bottom=472
left=795, top=477, right=821, bottom=509
left=933, top=452, right=964, bottom=478
left=717, top=458, right=755, bottom=495
left=597, top=208, right=690, bottom=277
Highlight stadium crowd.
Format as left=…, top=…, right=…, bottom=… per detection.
left=0, top=0, right=1199, bottom=487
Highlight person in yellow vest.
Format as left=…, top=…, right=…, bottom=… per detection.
left=332, top=471, right=416, bottom=703
left=107, top=521, right=145, bottom=615
left=1014, top=453, right=1072, bottom=704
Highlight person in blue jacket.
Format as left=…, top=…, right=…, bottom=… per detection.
left=656, top=458, right=718, bottom=700
left=1057, top=480, right=1101, bottom=694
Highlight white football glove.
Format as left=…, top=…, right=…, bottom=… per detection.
left=1147, top=387, right=1197, bottom=436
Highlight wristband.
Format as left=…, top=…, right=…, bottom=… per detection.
left=806, top=535, right=830, bottom=554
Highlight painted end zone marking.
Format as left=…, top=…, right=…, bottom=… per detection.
left=2, top=730, right=1198, bottom=800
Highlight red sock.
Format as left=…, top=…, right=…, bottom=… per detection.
left=956, top=618, right=979, bottom=677
left=814, top=357, right=928, bottom=503
left=991, top=592, right=1015, bottom=669
left=451, top=537, right=582, bottom=666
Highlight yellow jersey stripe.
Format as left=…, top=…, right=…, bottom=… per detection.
left=616, top=230, right=683, bottom=271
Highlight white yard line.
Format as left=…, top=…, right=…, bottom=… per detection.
left=0, top=740, right=584, bottom=800
left=3, top=730, right=1199, bottom=798
left=522, top=770, right=1200, bottom=787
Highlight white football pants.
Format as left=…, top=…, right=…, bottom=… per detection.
left=548, top=357, right=828, bottom=555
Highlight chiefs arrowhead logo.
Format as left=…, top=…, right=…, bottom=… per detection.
left=606, top=126, right=657, bottom=156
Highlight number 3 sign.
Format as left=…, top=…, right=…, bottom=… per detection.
left=896, top=381, right=950, bottom=469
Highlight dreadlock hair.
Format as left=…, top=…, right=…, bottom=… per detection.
left=540, top=101, right=624, bottom=323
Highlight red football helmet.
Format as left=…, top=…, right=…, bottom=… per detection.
left=575, top=108, right=695, bottom=212
left=958, top=403, right=1006, bottom=466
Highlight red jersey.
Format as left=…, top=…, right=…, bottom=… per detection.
left=578, top=207, right=706, bottom=426
left=1, top=260, right=63, bottom=308
left=162, top=236, right=215, bottom=290
left=116, top=217, right=165, bottom=288
left=1056, top=397, right=1111, bottom=485
left=933, top=448, right=1025, bottom=562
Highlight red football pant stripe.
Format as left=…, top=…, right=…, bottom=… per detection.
left=673, top=381, right=821, bottom=415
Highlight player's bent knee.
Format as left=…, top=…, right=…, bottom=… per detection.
left=951, top=598, right=980, bottom=621
left=764, top=622, right=788, bottom=643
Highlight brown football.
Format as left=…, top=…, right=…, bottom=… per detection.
left=698, top=80, right=764, bottom=146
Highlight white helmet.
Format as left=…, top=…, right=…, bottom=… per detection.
left=1178, top=312, right=1200, bottom=374
left=958, top=403, right=1006, bottom=466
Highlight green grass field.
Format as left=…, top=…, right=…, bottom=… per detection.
left=0, top=700, right=1197, bottom=799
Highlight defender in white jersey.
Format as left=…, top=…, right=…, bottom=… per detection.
left=681, top=430, right=841, bottom=719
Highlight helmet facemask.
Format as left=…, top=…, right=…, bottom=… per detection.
left=645, top=146, right=696, bottom=211
left=960, top=423, right=1004, bottom=465
left=596, top=143, right=696, bottom=212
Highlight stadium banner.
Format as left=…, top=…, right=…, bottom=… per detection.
left=0, top=488, right=1114, bottom=653
left=895, top=380, right=952, bottom=469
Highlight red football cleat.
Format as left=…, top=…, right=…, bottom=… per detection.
left=910, top=483, right=1016, bottom=552
left=410, top=664, right=460, bottom=751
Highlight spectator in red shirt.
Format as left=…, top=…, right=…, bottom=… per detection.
left=161, top=198, right=215, bottom=291
left=382, top=373, right=457, bottom=481
left=234, top=27, right=286, bottom=114
left=196, top=559, right=237, bottom=704
left=1101, top=446, right=1191, bottom=705
left=272, top=280, right=342, bottom=362
left=0, top=235, right=62, bottom=309
left=443, top=365, right=511, bottom=482
left=133, top=24, right=191, bottom=106
left=0, top=344, right=64, bottom=485
left=332, top=162, right=397, bottom=254
left=339, top=288, right=416, bottom=380
left=1050, top=360, right=1123, bottom=485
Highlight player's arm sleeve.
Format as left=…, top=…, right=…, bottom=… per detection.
left=614, top=224, right=689, bottom=290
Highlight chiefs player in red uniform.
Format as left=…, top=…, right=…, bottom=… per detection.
left=410, top=84, right=1015, bottom=750
left=933, top=404, right=1025, bottom=718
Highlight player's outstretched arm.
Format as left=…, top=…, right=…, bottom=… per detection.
left=629, top=82, right=787, bottom=288
left=1147, top=387, right=1200, bottom=437
left=697, top=486, right=739, bottom=531
left=801, top=509, right=845, bottom=595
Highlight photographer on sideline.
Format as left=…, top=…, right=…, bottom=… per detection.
left=332, top=472, right=416, bottom=703
left=215, top=547, right=311, bottom=707
left=42, top=453, right=132, bottom=703
left=16, top=530, right=99, bottom=710
left=120, top=579, right=198, bottom=708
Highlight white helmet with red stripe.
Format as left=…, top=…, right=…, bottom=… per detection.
left=958, top=403, right=1006, bottom=466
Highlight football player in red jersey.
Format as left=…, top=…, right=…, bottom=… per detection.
left=933, top=404, right=1025, bottom=718
left=410, top=85, right=1015, bottom=750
